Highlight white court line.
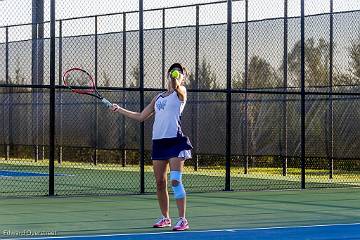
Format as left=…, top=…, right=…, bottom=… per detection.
left=10, top=222, right=360, bottom=240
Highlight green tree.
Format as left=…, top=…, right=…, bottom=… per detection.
left=129, top=66, right=140, bottom=88
left=102, top=71, right=111, bottom=87
left=125, top=66, right=152, bottom=147
left=11, top=66, right=31, bottom=93
left=329, top=36, right=360, bottom=86
left=14, top=67, right=26, bottom=85
left=349, top=36, right=360, bottom=80
left=245, top=56, right=280, bottom=155
left=288, top=37, right=329, bottom=87
left=232, top=71, right=243, bottom=89
left=232, top=56, right=279, bottom=89
left=247, top=56, right=280, bottom=89
left=288, top=38, right=332, bottom=158
left=186, top=59, right=225, bottom=156
left=188, top=58, right=218, bottom=90
left=230, top=56, right=283, bottom=159
left=334, top=73, right=354, bottom=86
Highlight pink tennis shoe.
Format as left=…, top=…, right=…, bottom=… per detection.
left=153, top=216, right=171, bottom=228
left=172, top=217, right=189, bottom=231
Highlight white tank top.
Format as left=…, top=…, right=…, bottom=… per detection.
left=152, top=90, right=186, bottom=140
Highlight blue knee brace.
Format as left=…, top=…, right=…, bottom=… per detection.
left=170, top=171, right=186, bottom=199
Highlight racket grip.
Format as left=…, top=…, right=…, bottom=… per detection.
left=101, top=98, right=112, bottom=108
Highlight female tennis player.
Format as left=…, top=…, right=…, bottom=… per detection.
left=111, top=63, right=193, bottom=231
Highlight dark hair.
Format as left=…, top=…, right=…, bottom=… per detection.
left=168, top=63, right=184, bottom=73
left=168, top=63, right=189, bottom=79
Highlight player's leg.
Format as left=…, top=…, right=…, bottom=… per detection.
left=169, top=157, right=189, bottom=231
left=152, top=160, right=171, bottom=228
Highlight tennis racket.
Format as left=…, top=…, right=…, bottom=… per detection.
left=63, top=68, right=112, bottom=108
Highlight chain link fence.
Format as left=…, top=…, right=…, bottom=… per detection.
left=0, top=0, right=360, bottom=196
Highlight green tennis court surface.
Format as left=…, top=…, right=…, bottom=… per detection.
left=0, top=188, right=359, bottom=239
left=1, top=160, right=359, bottom=197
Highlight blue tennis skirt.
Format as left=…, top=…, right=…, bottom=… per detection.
left=152, top=134, right=193, bottom=160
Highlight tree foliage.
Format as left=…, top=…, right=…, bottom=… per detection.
left=129, top=66, right=140, bottom=88
left=102, top=71, right=111, bottom=87
left=232, top=56, right=279, bottom=89
left=349, top=36, right=360, bottom=80
left=187, top=58, right=218, bottom=90
left=288, top=37, right=329, bottom=87
left=247, top=56, right=280, bottom=89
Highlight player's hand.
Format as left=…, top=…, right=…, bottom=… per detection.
left=111, top=104, right=120, bottom=112
left=178, top=74, right=185, bottom=86
left=170, top=75, right=182, bottom=89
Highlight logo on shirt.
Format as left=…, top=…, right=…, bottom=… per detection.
left=156, top=99, right=167, bottom=111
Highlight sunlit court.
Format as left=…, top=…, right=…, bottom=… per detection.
left=0, top=0, right=360, bottom=239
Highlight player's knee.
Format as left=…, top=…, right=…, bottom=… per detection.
left=156, top=178, right=167, bottom=191
left=170, top=171, right=186, bottom=199
left=171, top=179, right=179, bottom=187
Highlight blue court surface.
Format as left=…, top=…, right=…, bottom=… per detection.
left=14, top=223, right=360, bottom=240
left=0, top=170, right=70, bottom=177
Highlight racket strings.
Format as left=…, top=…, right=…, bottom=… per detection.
left=64, top=70, right=94, bottom=93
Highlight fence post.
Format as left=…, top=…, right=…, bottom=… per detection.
left=58, top=20, right=63, bottom=165
left=31, top=0, right=39, bottom=162
left=300, top=0, right=306, bottom=189
left=243, top=0, right=249, bottom=174
left=225, top=0, right=232, bottom=191
left=32, top=0, right=45, bottom=162
left=1, top=27, right=6, bottom=161
left=162, top=8, right=166, bottom=89
left=121, top=13, right=127, bottom=167
left=282, top=0, right=288, bottom=176
left=139, top=0, right=145, bottom=194
left=37, top=0, right=45, bottom=161
left=328, top=0, right=334, bottom=179
left=193, top=5, right=200, bottom=171
left=5, top=26, right=10, bottom=161
left=93, top=16, right=99, bottom=166
left=49, top=0, right=56, bottom=196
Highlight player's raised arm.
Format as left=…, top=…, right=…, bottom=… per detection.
left=169, top=67, right=188, bottom=102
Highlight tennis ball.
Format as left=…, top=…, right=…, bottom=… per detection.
left=170, top=70, right=180, bottom=79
